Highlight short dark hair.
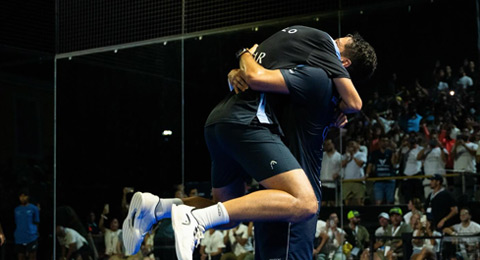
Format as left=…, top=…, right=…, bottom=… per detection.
left=18, top=188, right=29, bottom=196
left=344, top=32, right=377, bottom=82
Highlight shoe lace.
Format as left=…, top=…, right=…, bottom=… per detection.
left=193, top=225, right=205, bottom=248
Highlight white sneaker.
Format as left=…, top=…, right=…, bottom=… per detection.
left=171, top=204, right=205, bottom=260
left=122, top=192, right=159, bottom=255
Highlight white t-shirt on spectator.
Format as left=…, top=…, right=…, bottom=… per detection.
left=437, top=81, right=449, bottom=91
left=315, top=220, right=326, bottom=238
left=318, top=225, right=346, bottom=249
left=457, top=76, right=474, bottom=89
left=454, top=142, right=478, bottom=173
left=343, top=151, right=366, bottom=179
left=452, top=221, right=480, bottom=245
left=321, top=151, right=342, bottom=188
left=58, top=227, right=88, bottom=250
left=359, top=145, right=368, bottom=156
left=375, top=226, right=388, bottom=238
left=227, top=223, right=253, bottom=256
left=404, top=146, right=423, bottom=176
left=104, top=229, right=122, bottom=255
left=201, top=230, right=225, bottom=255
left=423, top=147, right=448, bottom=175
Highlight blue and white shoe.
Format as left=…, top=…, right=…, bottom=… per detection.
left=122, top=192, right=159, bottom=255
left=171, top=204, right=205, bottom=260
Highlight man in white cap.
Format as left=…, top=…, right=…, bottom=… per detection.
left=374, top=212, right=390, bottom=238
left=373, top=212, right=390, bottom=252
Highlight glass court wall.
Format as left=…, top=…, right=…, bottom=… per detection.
left=52, top=0, right=478, bottom=258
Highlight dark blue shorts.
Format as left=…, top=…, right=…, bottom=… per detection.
left=15, top=239, right=38, bottom=254
left=204, top=123, right=301, bottom=188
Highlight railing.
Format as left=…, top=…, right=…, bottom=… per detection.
left=365, top=234, right=480, bottom=260
left=322, top=170, right=478, bottom=207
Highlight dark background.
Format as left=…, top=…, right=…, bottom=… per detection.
left=0, top=0, right=478, bottom=259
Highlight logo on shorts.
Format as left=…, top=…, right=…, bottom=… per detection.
left=217, top=204, right=223, bottom=217
left=270, top=160, right=277, bottom=170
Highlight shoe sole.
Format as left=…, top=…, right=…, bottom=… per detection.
left=122, top=192, right=157, bottom=255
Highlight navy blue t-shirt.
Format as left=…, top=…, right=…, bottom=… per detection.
left=368, top=149, right=395, bottom=181
left=255, top=66, right=335, bottom=260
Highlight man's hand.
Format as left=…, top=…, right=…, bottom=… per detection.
left=0, top=233, right=5, bottom=246
left=102, top=204, right=109, bottom=216
left=248, top=44, right=258, bottom=54
left=333, top=112, right=348, bottom=128
left=228, top=44, right=259, bottom=94
left=228, top=69, right=249, bottom=93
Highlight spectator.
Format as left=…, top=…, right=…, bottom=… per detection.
left=85, top=210, right=103, bottom=259
left=424, top=174, right=458, bottom=231
left=344, top=210, right=370, bottom=258
left=411, top=217, right=441, bottom=259
left=357, top=135, right=369, bottom=155
left=221, top=222, right=254, bottom=260
left=457, top=67, right=474, bottom=92
left=315, top=212, right=346, bottom=260
left=403, top=198, right=424, bottom=226
left=438, top=123, right=457, bottom=170
left=199, top=229, right=225, bottom=260
left=56, top=225, right=93, bottom=260
left=368, top=123, right=384, bottom=153
left=373, top=110, right=396, bottom=135
left=406, top=107, right=423, bottom=133
left=374, top=213, right=390, bottom=251
left=451, top=133, right=478, bottom=200
left=86, top=211, right=101, bottom=236
left=342, top=140, right=367, bottom=206
left=444, top=65, right=457, bottom=90
left=443, top=207, right=480, bottom=259
left=366, top=134, right=398, bottom=205
left=378, top=207, right=413, bottom=259
left=14, top=189, right=40, bottom=260
left=313, top=219, right=327, bottom=259
left=189, top=188, right=199, bottom=197
left=417, top=139, right=448, bottom=196
left=99, top=204, right=124, bottom=260
left=408, top=211, right=422, bottom=231
left=434, top=68, right=449, bottom=93
left=466, top=60, right=479, bottom=85
left=320, top=139, right=342, bottom=207
left=443, top=208, right=480, bottom=237
left=398, top=135, right=425, bottom=203
left=174, top=184, right=187, bottom=199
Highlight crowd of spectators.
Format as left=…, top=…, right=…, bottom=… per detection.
left=313, top=58, right=480, bottom=259
left=321, top=58, right=480, bottom=207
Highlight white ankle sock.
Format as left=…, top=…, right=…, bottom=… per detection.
left=191, top=202, right=229, bottom=230
left=155, top=198, right=183, bottom=220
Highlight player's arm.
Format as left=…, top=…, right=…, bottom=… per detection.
left=332, top=77, right=362, bottom=113
left=231, top=45, right=362, bottom=113
left=234, top=44, right=289, bottom=94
